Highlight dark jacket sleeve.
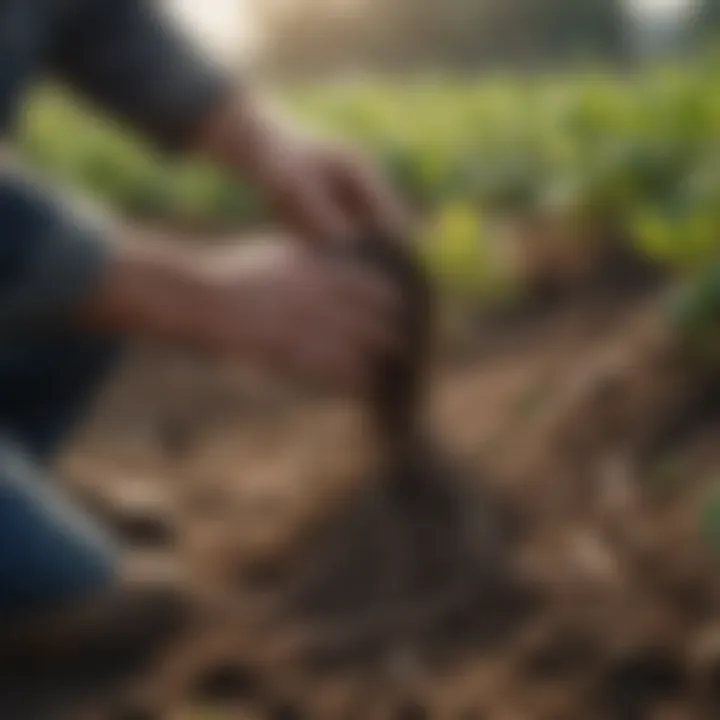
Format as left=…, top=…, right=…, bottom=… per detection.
left=0, top=164, right=112, bottom=330
left=48, top=0, right=232, bottom=151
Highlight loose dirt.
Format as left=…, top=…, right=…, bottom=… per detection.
left=0, top=221, right=692, bottom=720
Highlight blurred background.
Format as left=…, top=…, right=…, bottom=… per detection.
left=23, top=0, right=720, bottom=321
left=38, top=0, right=720, bottom=717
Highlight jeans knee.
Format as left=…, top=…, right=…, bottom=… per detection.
left=0, top=441, right=119, bottom=612
left=52, top=333, right=123, bottom=385
left=0, top=333, right=124, bottom=460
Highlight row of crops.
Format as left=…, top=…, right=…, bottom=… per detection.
left=19, top=56, right=720, bottom=326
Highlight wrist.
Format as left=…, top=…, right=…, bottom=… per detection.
left=76, top=242, right=213, bottom=347
left=194, top=89, right=286, bottom=182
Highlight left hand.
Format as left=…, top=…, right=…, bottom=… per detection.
left=198, top=94, right=410, bottom=246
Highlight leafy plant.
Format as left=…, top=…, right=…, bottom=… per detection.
left=17, top=59, right=720, bottom=310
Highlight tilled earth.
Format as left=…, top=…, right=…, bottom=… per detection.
left=48, top=290, right=720, bottom=720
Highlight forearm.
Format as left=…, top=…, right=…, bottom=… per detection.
left=0, top=165, right=215, bottom=343
left=76, top=241, right=216, bottom=349
left=74, top=238, right=284, bottom=359
left=51, top=0, right=232, bottom=152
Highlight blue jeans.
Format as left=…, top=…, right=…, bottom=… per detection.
left=0, top=333, right=120, bottom=613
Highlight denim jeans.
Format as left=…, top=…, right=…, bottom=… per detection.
left=0, top=333, right=120, bottom=612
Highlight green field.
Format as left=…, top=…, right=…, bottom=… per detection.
left=19, top=57, right=720, bottom=324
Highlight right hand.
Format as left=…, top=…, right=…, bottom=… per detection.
left=82, top=241, right=402, bottom=393
left=196, top=244, right=402, bottom=391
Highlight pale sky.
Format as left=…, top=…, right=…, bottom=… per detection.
left=168, top=0, right=259, bottom=62
left=168, top=0, right=693, bottom=63
left=635, top=0, right=688, bottom=11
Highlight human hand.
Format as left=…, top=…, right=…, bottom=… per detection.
left=81, top=240, right=402, bottom=393
left=198, top=94, right=410, bottom=246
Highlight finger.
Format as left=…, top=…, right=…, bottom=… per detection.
left=329, top=263, right=403, bottom=316
left=330, top=153, right=413, bottom=241
left=292, top=291, right=395, bottom=392
left=308, top=292, right=400, bottom=359
left=251, top=300, right=359, bottom=392
left=272, top=168, right=354, bottom=246
left=335, top=305, right=403, bottom=359
left=293, top=334, right=369, bottom=394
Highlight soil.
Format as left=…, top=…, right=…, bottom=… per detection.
left=18, top=265, right=720, bottom=719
